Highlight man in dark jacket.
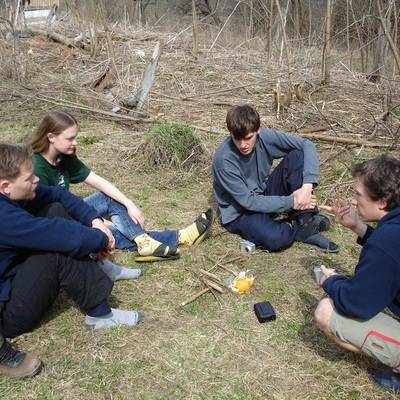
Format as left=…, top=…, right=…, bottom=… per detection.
left=0, top=143, right=144, bottom=380
left=315, top=155, right=400, bottom=391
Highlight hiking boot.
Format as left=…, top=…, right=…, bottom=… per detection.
left=0, top=339, right=42, bottom=379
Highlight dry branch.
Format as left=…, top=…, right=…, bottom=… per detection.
left=181, top=268, right=225, bottom=306
left=298, top=133, right=388, bottom=147
left=198, top=269, right=222, bottom=283
left=32, top=29, right=90, bottom=51
left=201, top=277, right=224, bottom=293
left=298, top=124, right=339, bottom=134
left=181, top=288, right=210, bottom=306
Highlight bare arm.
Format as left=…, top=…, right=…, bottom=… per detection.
left=84, top=171, right=145, bottom=228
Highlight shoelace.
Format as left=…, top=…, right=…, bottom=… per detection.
left=0, top=341, right=22, bottom=363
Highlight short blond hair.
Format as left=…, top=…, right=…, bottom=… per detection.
left=0, top=143, right=33, bottom=181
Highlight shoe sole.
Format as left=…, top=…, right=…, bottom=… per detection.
left=6, top=360, right=42, bottom=380
left=192, top=208, right=214, bottom=245
left=302, top=242, right=340, bottom=253
left=135, top=254, right=180, bottom=262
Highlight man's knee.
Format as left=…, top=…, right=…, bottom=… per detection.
left=36, top=202, right=71, bottom=220
left=315, top=298, right=334, bottom=333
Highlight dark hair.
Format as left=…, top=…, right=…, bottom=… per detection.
left=226, top=105, right=260, bottom=139
left=0, top=143, right=33, bottom=181
left=29, top=111, right=78, bottom=154
left=352, top=155, right=400, bottom=211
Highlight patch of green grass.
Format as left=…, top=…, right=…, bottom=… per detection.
left=79, top=135, right=101, bottom=145
left=142, top=121, right=203, bottom=170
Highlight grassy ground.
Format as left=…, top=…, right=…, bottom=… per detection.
left=1, top=16, right=400, bottom=400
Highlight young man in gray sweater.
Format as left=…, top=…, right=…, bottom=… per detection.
left=212, top=105, right=338, bottom=253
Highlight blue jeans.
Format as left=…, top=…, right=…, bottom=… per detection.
left=84, top=192, right=178, bottom=251
left=224, top=150, right=316, bottom=252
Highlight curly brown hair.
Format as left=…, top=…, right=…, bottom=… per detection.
left=352, top=155, right=400, bottom=211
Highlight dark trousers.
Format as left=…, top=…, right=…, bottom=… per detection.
left=224, top=150, right=316, bottom=252
left=0, top=203, right=113, bottom=338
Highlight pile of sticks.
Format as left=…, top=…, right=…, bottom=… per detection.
left=181, top=254, right=241, bottom=307
left=181, top=269, right=225, bottom=307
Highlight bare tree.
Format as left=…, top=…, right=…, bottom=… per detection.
left=291, top=0, right=301, bottom=38
left=321, top=0, right=332, bottom=85
left=192, top=0, right=198, bottom=55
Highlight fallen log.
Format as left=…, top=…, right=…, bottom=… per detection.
left=32, top=29, right=89, bottom=50
left=298, top=133, right=388, bottom=147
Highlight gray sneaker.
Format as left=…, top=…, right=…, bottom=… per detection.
left=0, top=339, right=42, bottom=379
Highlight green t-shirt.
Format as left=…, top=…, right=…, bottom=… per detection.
left=33, top=153, right=91, bottom=190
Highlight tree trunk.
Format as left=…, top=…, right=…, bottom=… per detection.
left=291, top=0, right=301, bottom=38
left=321, top=0, right=332, bottom=85
left=349, top=0, right=366, bottom=72
left=192, top=0, right=198, bottom=55
left=369, top=9, right=388, bottom=82
left=275, top=0, right=293, bottom=87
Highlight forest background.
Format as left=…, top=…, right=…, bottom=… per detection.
left=1, top=0, right=400, bottom=399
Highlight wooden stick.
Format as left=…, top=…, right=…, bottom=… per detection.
left=201, top=278, right=224, bottom=293
left=199, top=269, right=222, bottom=283
left=215, top=263, right=237, bottom=276
left=298, top=123, right=339, bottom=134
left=181, top=288, right=210, bottom=306
left=298, top=133, right=388, bottom=147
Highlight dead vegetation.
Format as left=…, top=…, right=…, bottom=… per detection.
left=0, top=12, right=400, bottom=400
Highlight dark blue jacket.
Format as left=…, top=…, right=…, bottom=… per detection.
left=323, top=207, right=400, bottom=320
left=0, top=186, right=109, bottom=303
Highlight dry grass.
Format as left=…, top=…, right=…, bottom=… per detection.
left=1, top=15, right=400, bottom=400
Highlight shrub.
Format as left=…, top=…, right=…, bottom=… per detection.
left=142, top=121, right=204, bottom=170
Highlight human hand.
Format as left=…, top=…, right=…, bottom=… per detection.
left=127, top=204, right=145, bottom=229
left=319, top=265, right=337, bottom=285
left=103, top=219, right=116, bottom=227
left=94, top=242, right=115, bottom=262
left=320, top=198, right=358, bottom=230
left=292, top=184, right=316, bottom=210
left=91, top=218, right=116, bottom=253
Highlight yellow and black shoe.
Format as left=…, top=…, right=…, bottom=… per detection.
left=134, top=234, right=180, bottom=262
left=178, top=208, right=214, bottom=246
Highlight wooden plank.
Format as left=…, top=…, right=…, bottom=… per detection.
left=133, top=40, right=163, bottom=116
